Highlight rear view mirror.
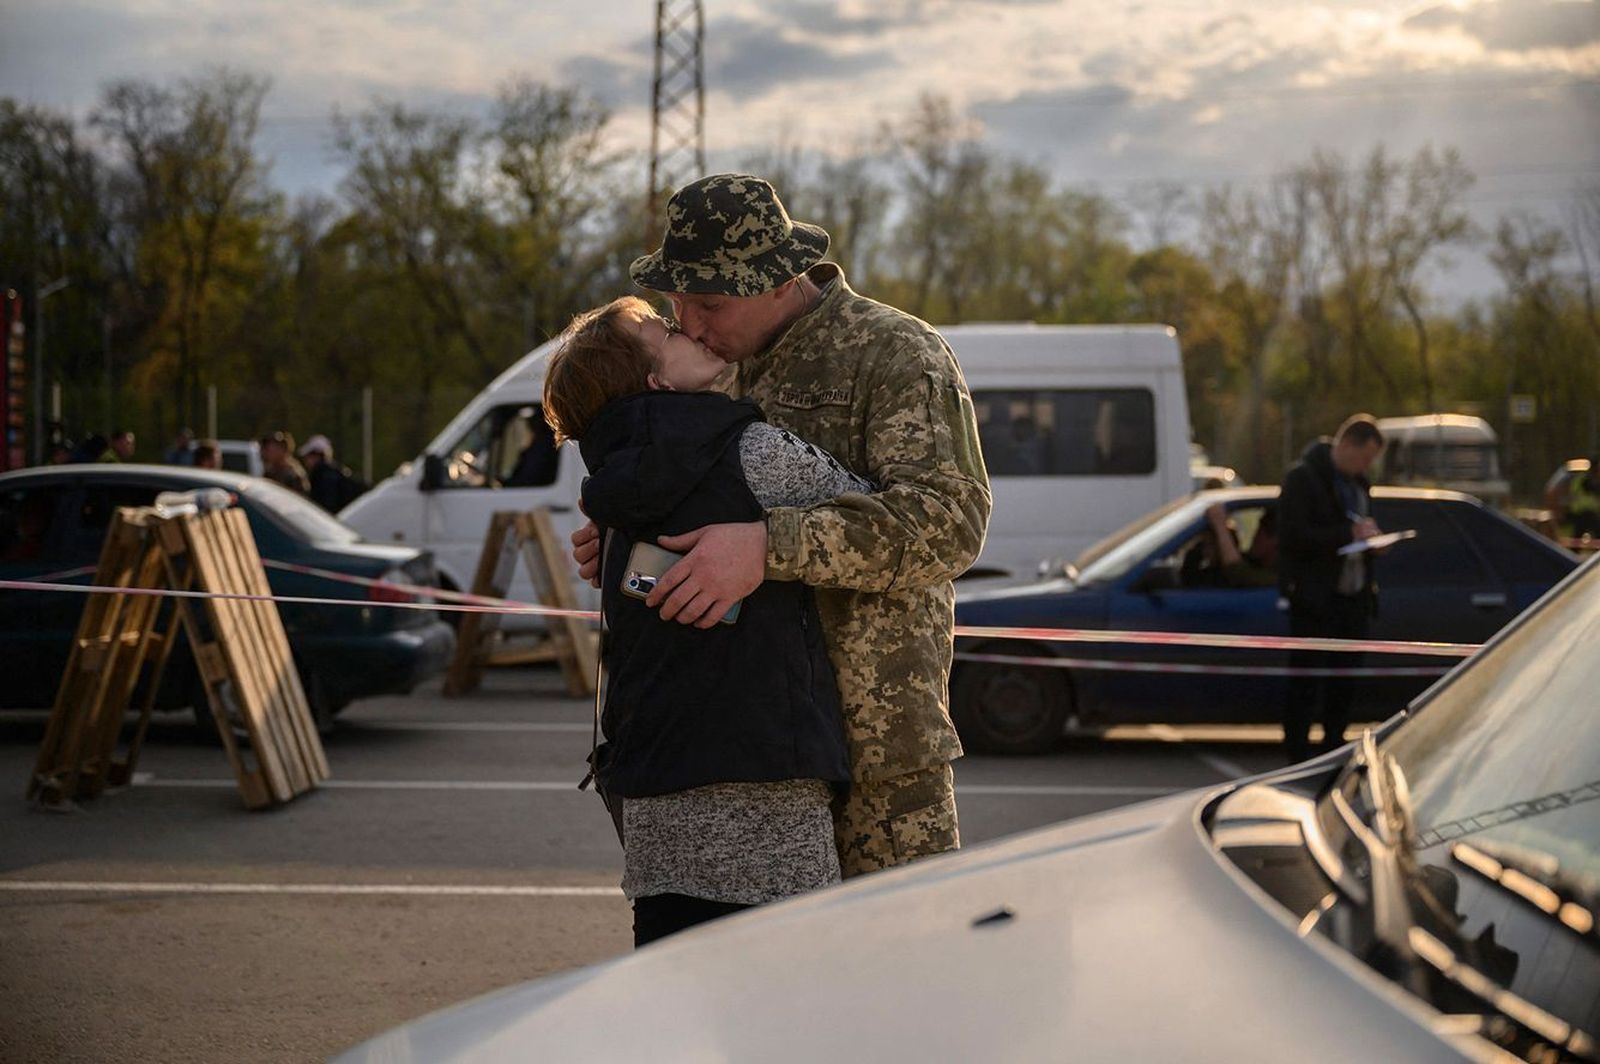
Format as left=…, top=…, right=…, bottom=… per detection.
left=420, top=453, right=445, bottom=492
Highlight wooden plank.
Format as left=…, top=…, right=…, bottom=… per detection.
left=443, top=512, right=519, bottom=696
left=520, top=510, right=598, bottom=696
left=218, top=507, right=327, bottom=782
left=188, top=510, right=306, bottom=801
left=77, top=513, right=170, bottom=798
left=157, top=514, right=274, bottom=809
left=28, top=510, right=153, bottom=804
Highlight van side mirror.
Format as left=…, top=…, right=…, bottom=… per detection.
left=421, top=453, right=445, bottom=491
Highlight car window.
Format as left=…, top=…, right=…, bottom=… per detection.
left=1368, top=499, right=1488, bottom=587
left=1448, top=504, right=1573, bottom=584
left=69, top=482, right=160, bottom=562
left=439, top=403, right=560, bottom=489
left=1158, top=505, right=1278, bottom=590
left=0, top=483, right=68, bottom=563
left=1075, top=497, right=1217, bottom=585
left=973, top=389, right=1156, bottom=477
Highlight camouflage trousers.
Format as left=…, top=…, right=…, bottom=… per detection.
left=833, top=763, right=960, bottom=879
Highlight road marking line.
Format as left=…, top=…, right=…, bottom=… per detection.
left=352, top=721, right=592, bottom=733
left=1140, top=723, right=1254, bottom=781
left=0, top=881, right=622, bottom=898
left=128, top=776, right=1178, bottom=798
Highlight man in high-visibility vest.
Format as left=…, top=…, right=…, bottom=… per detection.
left=1567, top=455, right=1600, bottom=539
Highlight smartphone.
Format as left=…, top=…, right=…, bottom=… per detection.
left=620, top=541, right=742, bottom=625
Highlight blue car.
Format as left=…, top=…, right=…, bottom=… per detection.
left=0, top=464, right=455, bottom=732
left=952, top=487, right=1576, bottom=753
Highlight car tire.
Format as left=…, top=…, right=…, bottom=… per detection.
left=951, top=643, right=1073, bottom=755
left=300, top=670, right=345, bottom=736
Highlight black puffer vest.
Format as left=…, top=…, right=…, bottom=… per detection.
left=578, top=391, right=850, bottom=799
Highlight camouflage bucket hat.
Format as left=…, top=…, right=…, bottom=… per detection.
left=630, top=173, right=830, bottom=297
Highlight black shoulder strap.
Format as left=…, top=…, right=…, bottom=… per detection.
left=578, top=527, right=613, bottom=792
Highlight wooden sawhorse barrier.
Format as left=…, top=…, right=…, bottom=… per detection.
left=443, top=509, right=597, bottom=698
left=28, top=502, right=329, bottom=810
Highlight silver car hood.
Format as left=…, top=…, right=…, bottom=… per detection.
left=337, top=790, right=1461, bottom=1063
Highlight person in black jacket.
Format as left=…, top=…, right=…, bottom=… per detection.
left=543, top=296, right=862, bottom=947
left=1277, top=414, right=1387, bottom=764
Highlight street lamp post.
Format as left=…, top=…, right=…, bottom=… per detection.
left=32, top=276, right=70, bottom=465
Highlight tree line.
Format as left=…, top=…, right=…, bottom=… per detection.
left=3, top=71, right=1596, bottom=498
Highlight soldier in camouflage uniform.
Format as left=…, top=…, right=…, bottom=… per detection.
left=573, top=173, right=992, bottom=877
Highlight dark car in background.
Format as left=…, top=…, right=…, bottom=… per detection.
left=0, top=465, right=455, bottom=731
left=953, top=487, right=1577, bottom=753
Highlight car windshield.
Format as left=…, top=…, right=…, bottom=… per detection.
left=1376, top=558, right=1600, bottom=882
left=1073, top=495, right=1205, bottom=584
left=238, top=478, right=359, bottom=544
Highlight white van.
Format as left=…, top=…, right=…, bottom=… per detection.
left=948, top=324, right=1192, bottom=576
left=1375, top=414, right=1510, bottom=506
left=340, top=323, right=1191, bottom=619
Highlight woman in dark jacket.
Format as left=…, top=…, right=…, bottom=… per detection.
left=545, top=297, right=864, bottom=946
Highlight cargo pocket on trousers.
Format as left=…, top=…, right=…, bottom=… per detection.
left=888, top=791, right=960, bottom=862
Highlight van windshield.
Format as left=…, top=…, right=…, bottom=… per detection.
left=1402, top=442, right=1498, bottom=480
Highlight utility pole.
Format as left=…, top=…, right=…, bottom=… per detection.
left=647, top=0, right=706, bottom=245
left=32, top=276, right=70, bottom=465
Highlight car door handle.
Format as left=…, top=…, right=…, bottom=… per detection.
left=1470, top=592, right=1507, bottom=609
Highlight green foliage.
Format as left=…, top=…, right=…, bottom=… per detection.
left=2, top=80, right=1596, bottom=500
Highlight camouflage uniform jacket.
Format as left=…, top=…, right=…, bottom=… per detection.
left=735, top=263, right=992, bottom=782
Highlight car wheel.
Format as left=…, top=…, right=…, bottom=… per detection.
left=300, top=670, right=344, bottom=736
left=951, top=643, right=1072, bottom=755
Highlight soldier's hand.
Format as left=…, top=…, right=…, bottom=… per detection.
left=571, top=520, right=601, bottom=588
left=649, top=521, right=767, bottom=629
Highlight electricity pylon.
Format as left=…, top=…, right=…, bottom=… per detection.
left=647, top=0, right=705, bottom=245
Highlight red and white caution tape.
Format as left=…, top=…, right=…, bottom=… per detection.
left=18, top=564, right=97, bottom=584
left=0, top=578, right=595, bottom=619
left=1, top=577, right=1483, bottom=669
left=956, top=651, right=1451, bottom=679
left=258, top=558, right=530, bottom=610
left=952, top=624, right=1476, bottom=658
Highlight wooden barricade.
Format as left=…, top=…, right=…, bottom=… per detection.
left=28, top=503, right=329, bottom=810
left=443, top=509, right=597, bottom=698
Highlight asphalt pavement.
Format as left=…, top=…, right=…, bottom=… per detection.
left=0, top=667, right=1288, bottom=1063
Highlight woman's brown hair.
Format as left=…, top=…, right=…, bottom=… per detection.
left=542, top=296, right=657, bottom=443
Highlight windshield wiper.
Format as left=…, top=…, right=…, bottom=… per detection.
left=1451, top=840, right=1599, bottom=944
left=1329, top=736, right=1600, bottom=1062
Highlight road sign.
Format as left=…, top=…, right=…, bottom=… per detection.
left=1510, top=394, right=1537, bottom=423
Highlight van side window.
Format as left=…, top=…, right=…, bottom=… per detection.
left=442, top=404, right=560, bottom=489
left=973, top=389, right=1156, bottom=477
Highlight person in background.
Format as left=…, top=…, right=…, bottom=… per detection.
left=299, top=434, right=366, bottom=513
left=164, top=428, right=195, bottom=465
left=1561, top=452, right=1600, bottom=540
left=1201, top=503, right=1279, bottom=588
left=1276, top=414, right=1386, bottom=764
left=68, top=433, right=107, bottom=464
left=101, top=430, right=135, bottom=463
left=192, top=439, right=221, bottom=470
left=260, top=431, right=309, bottom=494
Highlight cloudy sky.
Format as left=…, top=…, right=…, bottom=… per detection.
left=2, top=0, right=1597, bottom=294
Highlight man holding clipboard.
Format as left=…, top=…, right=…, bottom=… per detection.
left=1277, top=414, right=1389, bottom=763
